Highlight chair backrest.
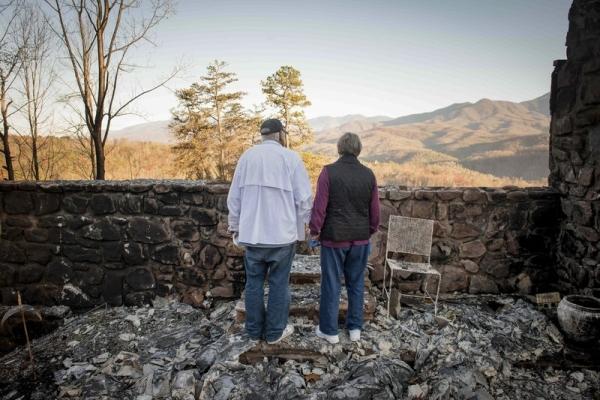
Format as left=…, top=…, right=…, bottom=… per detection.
left=386, top=215, right=434, bottom=257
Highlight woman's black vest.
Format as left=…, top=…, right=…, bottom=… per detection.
left=320, top=155, right=375, bottom=242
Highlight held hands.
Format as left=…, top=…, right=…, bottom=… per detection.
left=308, top=233, right=320, bottom=249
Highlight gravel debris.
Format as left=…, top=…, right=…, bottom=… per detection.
left=0, top=292, right=599, bottom=399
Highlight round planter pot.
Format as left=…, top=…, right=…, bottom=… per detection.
left=557, top=295, right=600, bottom=343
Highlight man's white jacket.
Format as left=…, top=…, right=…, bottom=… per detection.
left=227, top=140, right=313, bottom=246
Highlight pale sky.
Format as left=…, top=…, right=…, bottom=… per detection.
left=110, top=0, right=571, bottom=129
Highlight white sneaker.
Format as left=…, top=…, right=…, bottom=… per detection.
left=349, top=329, right=361, bottom=342
left=315, top=325, right=339, bottom=344
left=267, top=324, right=294, bottom=345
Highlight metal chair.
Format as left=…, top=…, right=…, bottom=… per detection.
left=383, top=215, right=441, bottom=316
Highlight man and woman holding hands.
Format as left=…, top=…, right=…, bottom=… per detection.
left=227, top=119, right=380, bottom=345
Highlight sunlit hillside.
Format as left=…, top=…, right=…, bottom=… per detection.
left=6, top=136, right=545, bottom=187
left=305, top=94, right=551, bottom=181
left=109, top=94, right=551, bottom=183
left=301, top=153, right=545, bottom=188
left=6, top=137, right=181, bottom=181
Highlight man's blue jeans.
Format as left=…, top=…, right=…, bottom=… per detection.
left=244, top=244, right=296, bottom=342
left=319, top=244, right=369, bottom=336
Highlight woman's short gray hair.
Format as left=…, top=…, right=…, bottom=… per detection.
left=337, top=132, right=362, bottom=156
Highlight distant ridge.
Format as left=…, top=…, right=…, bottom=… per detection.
left=383, top=102, right=472, bottom=126
left=111, top=120, right=173, bottom=143
left=308, top=114, right=392, bottom=132
left=305, top=93, right=551, bottom=181
left=385, top=94, right=550, bottom=126
left=519, top=92, right=551, bottom=116
left=112, top=115, right=393, bottom=143
left=110, top=93, right=551, bottom=181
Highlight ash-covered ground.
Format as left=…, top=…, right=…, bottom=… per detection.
left=1, top=292, right=599, bottom=400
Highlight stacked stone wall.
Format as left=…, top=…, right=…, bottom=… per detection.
left=0, top=181, right=561, bottom=307
left=0, top=180, right=242, bottom=307
left=369, top=187, right=560, bottom=295
left=549, top=0, right=600, bottom=296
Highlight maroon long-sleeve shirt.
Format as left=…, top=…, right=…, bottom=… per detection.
left=309, top=167, right=380, bottom=248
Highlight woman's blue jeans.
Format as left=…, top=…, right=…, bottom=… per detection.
left=243, top=244, right=296, bottom=342
left=319, top=244, right=369, bottom=336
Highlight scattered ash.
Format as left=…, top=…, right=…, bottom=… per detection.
left=1, top=293, right=599, bottom=400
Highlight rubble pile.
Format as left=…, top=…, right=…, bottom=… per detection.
left=1, top=289, right=598, bottom=399
left=377, top=295, right=600, bottom=399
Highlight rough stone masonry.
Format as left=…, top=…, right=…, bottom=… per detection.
left=0, top=180, right=242, bottom=308
left=371, top=187, right=560, bottom=295
left=0, top=180, right=561, bottom=308
left=550, top=0, right=600, bottom=297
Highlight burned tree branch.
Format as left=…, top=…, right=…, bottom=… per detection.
left=44, top=0, right=176, bottom=179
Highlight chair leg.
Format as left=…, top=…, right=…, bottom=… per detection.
left=386, top=266, right=390, bottom=316
left=383, top=260, right=391, bottom=317
left=383, top=259, right=387, bottom=292
left=387, top=267, right=394, bottom=317
left=383, top=261, right=389, bottom=316
left=434, top=274, right=441, bottom=316
left=397, top=274, right=402, bottom=317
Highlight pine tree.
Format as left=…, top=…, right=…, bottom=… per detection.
left=261, top=66, right=312, bottom=149
left=171, top=60, right=258, bottom=180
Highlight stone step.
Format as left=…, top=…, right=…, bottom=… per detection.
left=233, top=322, right=416, bottom=366
left=234, top=283, right=376, bottom=323
left=233, top=322, right=373, bottom=365
left=290, top=255, right=372, bottom=287
left=290, top=255, right=321, bottom=284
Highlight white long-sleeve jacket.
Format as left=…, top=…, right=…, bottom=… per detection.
left=227, top=140, right=312, bottom=246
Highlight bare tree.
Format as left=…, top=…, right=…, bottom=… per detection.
left=68, top=116, right=95, bottom=179
left=15, top=4, right=56, bottom=180
left=41, top=136, right=67, bottom=180
left=45, top=0, right=178, bottom=179
left=0, top=0, right=23, bottom=180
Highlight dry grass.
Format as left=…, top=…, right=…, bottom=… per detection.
left=370, top=160, right=546, bottom=187
left=302, top=152, right=545, bottom=187
left=5, top=136, right=546, bottom=187
left=6, top=136, right=183, bottom=180
left=305, top=98, right=551, bottom=182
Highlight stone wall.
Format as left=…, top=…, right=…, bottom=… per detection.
left=0, top=181, right=562, bottom=307
left=549, top=0, right=600, bottom=296
left=0, top=180, right=243, bottom=307
left=369, top=187, right=560, bottom=295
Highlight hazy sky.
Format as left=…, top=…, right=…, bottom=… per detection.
left=113, top=0, right=571, bottom=129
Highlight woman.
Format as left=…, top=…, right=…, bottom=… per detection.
left=309, top=132, right=380, bottom=343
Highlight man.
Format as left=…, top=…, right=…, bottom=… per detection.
left=227, top=119, right=312, bottom=344
left=309, top=132, right=380, bottom=344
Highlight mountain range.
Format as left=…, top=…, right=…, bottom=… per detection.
left=112, top=120, right=173, bottom=143
left=308, top=115, right=393, bottom=132
left=111, top=93, right=550, bottom=181
left=306, top=93, right=550, bottom=180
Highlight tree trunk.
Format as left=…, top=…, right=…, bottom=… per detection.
left=283, top=106, right=290, bottom=149
left=31, top=135, right=39, bottom=180
left=215, top=92, right=224, bottom=181
left=88, top=135, right=96, bottom=179
left=0, top=98, right=15, bottom=180
left=92, top=130, right=105, bottom=180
